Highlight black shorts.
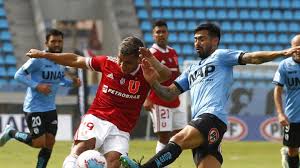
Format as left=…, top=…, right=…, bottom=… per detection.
left=24, top=110, right=58, bottom=139
left=188, top=113, right=227, bottom=165
left=283, top=123, right=300, bottom=148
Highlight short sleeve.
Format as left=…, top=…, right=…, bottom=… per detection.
left=22, top=58, right=41, bottom=73
left=86, top=55, right=107, bottom=72
left=273, top=62, right=285, bottom=86
left=174, top=69, right=190, bottom=93
left=217, top=49, right=245, bottom=66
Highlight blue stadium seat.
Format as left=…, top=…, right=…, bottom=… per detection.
left=277, top=22, right=288, bottom=31
left=172, top=0, right=183, bottom=7
left=226, top=0, right=235, bottom=7
left=251, top=44, right=261, bottom=51
left=0, top=56, right=4, bottom=65
left=0, top=19, right=8, bottom=29
left=217, top=9, right=227, bottom=19
left=176, top=21, right=187, bottom=31
left=280, top=0, right=291, bottom=9
left=232, top=21, right=242, bottom=31
left=240, top=44, right=250, bottom=51
left=261, top=45, right=272, bottom=51
left=140, top=21, right=151, bottom=31
left=266, top=21, right=276, bottom=32
left=137, top=9, right=148, bottom=19
left=161, top=0, right=171, bottom=7
left=289, top=22, right=299, bottom=32
left=152, top=9, right=161, bottom=19
left=215, top=0, right=226, bottom=7
left=168, top=32, right=177, bottom=43
left=258, top=0, right=268, bottom=8
left=255, top=21, right=265, bottom=31
left=193, top=0, right=203, bottom=7
left=267, top=33, right=277, bottom=44
left=183, top=0, right=193, bottom=7
left=0, top=8, right=6, bottom=18
left=256, top=34, right=266, bottom=43
left=270, top=0, right=280, bottom=8
left=237, top=0, right=248, bottom=7
left=172, top=44, right=181, bottom=53
left=218, top=44, right=226, bottom=49
left=178, top=32, right=188, bottom=43
left=162, top=9, right=172, bottom=19
left=250, top=10, right=260, bottom=20
left=0, top=31, right=11, bottom=41
left=283, top=11, right=293, bottom=20
left=221, top=21, right=231, bottom=31
left=143, top=32, right=153, bottom=43
left=291, top=0, right=300, bottom=8
left=173, top=9, right=184, bottom=19
left=4, top=55, right=16, bottom=65
left=278, top=34, right=289, bottom=44
left=167, top=21, right=176, bottom=31
left=244, top=33, right=255, bottom=43
left=177, top=56, right=184, bottom=66
left=0, top=79, right=8, bottom=87
left=272, top=10, right=282, bottom=20
left=150, top=0, right=160, bottom=7
left=239, top=9, right=250, bottom=20
left=195, top=10, right=205, bottom=19
left=261, top=10, right=271, bottom=20
left=187, top=21, right=197, bottom=31
left=7, top=67, right=16, bottom=77
left=204, top=0, right=214, bottom=7
left=248, top=0, right=257, bottom=8
left=206, top=9, right=217, bottom=19
left=0, top=67, right=6, bottom=77
left=234, top=33, right=244, bottom=43
left=243, top=21, right=254, bottom=31
left=184, top=9, right=194, bottom=19
left=182, top=44, right=193, bottom=55
left=134, top=0, right=145, bottom=8
left=227, top=10, right=238, bottom=19
left=223, top=33, right=233, bottom=43
left=294, top=11, right=300, bottom=20
left=3, top=43, right=14, bottom=53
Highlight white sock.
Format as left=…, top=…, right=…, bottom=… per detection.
left=156, top=141, right=169, bottom=168
left=280, top=147, right=289, bottom=168
left=63, top=154, right=78, bottom=168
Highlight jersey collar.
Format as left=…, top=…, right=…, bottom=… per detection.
left=152, top=43, right=169, bottom=53
left=130, top=64, right=141, bottom=76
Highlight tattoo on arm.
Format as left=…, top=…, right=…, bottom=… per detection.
left=152, top=83, right=180, bottom=101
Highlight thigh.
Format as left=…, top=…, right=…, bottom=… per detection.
left=150, top=104, right=173, bottom=133
left=172, top=108, right=187, bottom=131
left=283, top=123, right=300, bottom=148
left=24, top=112, right=46, bottom=138
left=197, top=155, right=221, bottom=168
left=44, top=110, right=58, bottom=136
left=72, top=138, right=96, bottom=156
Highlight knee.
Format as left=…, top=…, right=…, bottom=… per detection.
left=105, top=153, right=121, bottom=168
left=31, top=136, right=46, bottom=148
left=288, top=148, right=299, bottom=156
left=158, top=133, right=171, bottom=144
left=170, top=133, right=185, bottom=145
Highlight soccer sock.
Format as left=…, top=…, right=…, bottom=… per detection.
left=36, top=148, right=52, bottom=168
left=142, top=141, right=182, bottom=168
left=8, top=130, right=32, bottom=145
left=156, top=141, right=166, bottom=154
left=287, top=155, right=299, bottom=168
left=63, top=154, right=78, bottom=168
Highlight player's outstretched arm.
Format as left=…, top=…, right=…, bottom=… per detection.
left=240, top=46, right=300, bottom=64
left=26, top=49, right=87, bottom=69
left=139, top=47, right=171, bottom=82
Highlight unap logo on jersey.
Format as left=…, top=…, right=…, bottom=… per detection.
left=260, top=117, right=282, bottom=141
left=223, top=117, right=248, bottom=141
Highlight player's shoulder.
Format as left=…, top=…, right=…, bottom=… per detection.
left=279, top=57, right=294, bottom=68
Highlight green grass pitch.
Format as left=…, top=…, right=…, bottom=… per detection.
left=0, top=140, right=282, bottom=168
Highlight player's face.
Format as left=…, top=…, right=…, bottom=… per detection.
left=46, top=35, right=63, bottom=53
left=194, top=30, right=217, bottom=59
left=117, top=54, right=140, bottom=74
left=153, top=26, right=168, bottom=48
left=291, top=40, right=300, bottom=62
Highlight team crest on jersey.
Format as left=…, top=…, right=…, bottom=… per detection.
left=107, top=73, right=114, bottom=79
left=120, top=78, right=126, bottom=85
left=128, top=80, right=140, bottom=94
left=208, top=128, right=219, bottom=144
left=168, top=58, right=173, bottom=63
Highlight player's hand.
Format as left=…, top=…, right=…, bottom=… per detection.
left=36, top=83, right=52, bottom=95
left=72, top=77, right=81, bottom=87
left=282, top=46, right=300, bottom=56
left=26, top=49, right=45, bottom=58
left=278, top=113, right=289, bottom=126
left=139, top=47, right=154, bottom=60
left=141, top=59, right=159, bottom=86
left=143, top=98, right=154, bottom=111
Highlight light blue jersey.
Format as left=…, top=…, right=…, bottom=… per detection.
left=273, top=57, right=300, bottom=123
left=15, top=58, right=73, bottom=112
left=175, top=49, right=244, bottom=124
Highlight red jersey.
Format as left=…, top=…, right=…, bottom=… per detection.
left=85, top=56, right=150, bottom=133
left=148, top=44, right=180, bottom=108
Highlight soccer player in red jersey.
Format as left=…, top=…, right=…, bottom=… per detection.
left=143, top=20, right=187, bottom=162
left=26, top=36, right=171, bottom=168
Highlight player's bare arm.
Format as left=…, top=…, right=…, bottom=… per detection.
left=152, top=82, right=181, bottom=101
left=274, top=85, right=289, bottom=126
left=241, top=46, right=300, bottom=64
left=26, top=49, right=87, bottom=69
left=139, top=47, right=171, bottom=82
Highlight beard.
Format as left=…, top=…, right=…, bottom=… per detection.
left=48, top=47, right=63, bottom=53
left=196, top=46, right=211, bottom=59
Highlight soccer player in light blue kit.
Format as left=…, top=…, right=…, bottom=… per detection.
left=274, top=34, right=300, bottom=168
left=120, top=23, right=300, bottom=168
left=0, top=29, right=80, bottom=168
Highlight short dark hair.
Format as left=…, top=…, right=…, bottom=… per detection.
left=46, top=29, right=64, bottom=42
left=119, top=36, right=144, bottom=57
left=194, top=22, right=221, bottom=40
left=152, top=20, right=168, bottom=30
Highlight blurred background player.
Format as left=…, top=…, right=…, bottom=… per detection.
left=25, top=36, right=172, bottom=168
left=274, top=34, right=300, bottom=168
left=0, top=29, right=80, bottom=168
left=120, top=23, right=300, bottom=168
left=143, top=20, right=187, bottom=165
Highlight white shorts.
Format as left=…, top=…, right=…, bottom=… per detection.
left=150, top=104, right=187, bottom=133
left=74, top=114, right=130, bottom=155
